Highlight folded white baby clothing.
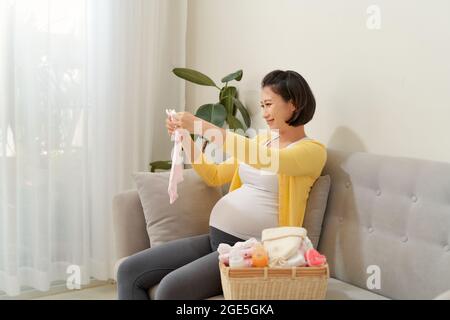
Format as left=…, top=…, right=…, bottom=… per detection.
left=261, top=227, right=308, bottom=267
left=217, top=238, right=258, bottom=255
left=166, top=109, right=184, bottom=204
left=277, top=236, right=314, bottom=267
left=300, top=236, right=314, bottom=252
left=233, top=238, right=259, bottom=250
left=217, top=243, right=232, bottom=255
left=282, top=249, right=307, bottom=267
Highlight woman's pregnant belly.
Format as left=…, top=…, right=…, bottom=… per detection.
left=209, top=184, right=279, bottom=241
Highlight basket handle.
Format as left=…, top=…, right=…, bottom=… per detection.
left=263, top=267, right=269, bottom=280
left=291, top=267, right=296, bottom=279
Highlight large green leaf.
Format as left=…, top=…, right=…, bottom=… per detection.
left=195, top=103, right=227, bottom=127
left=221, top=69, right=243, bottom=83
left=172, top=68, right=217, bottom=87
left=220, top=86, right=237, bottom=115
left=233, top=97, right=251, bottom=128
left=227, top=114, right=245, bottom=131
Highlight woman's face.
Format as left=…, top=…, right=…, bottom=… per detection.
left=260, top=86, right=295, bottom=130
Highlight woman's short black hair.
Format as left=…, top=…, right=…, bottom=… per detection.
left=261, top=70, right=316, bottom=126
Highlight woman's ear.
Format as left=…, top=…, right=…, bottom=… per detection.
left=288, top=100, right=296, bottom=113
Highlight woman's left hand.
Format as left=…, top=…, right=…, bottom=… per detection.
left=171, top=112, right=201, bottom=134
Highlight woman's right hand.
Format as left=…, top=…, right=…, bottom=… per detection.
left=165, top=117, right=177, bottom=137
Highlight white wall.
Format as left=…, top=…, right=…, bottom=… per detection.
left=185, top=0, right=450, bottom=163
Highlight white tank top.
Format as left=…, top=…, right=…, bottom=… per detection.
left=209, top=134, right=311, bottom=241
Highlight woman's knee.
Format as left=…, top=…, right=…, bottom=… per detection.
left=155, top=272, right=221, bottom=300
left=154, top=255, right=222, bottom=300
left=154, top=270, right=187, bottom=300
left=116, top=257, right=136, bottom=285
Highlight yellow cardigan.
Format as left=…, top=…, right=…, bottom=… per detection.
left=191, top=130, right=327, bottom=227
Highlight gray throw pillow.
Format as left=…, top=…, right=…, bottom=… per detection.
left=133, top=169, right=223, bottom=247
left=303, top=175, right=331, bottom=248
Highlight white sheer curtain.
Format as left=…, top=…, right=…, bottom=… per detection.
left=0, top=0, right=187, bottom=296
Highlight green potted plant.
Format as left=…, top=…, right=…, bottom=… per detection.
left=149, top=68, right=252, bottom=172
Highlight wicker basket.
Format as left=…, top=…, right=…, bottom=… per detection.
left=219, top=262, right=329, bottom=300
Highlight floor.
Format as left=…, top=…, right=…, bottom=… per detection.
left=34, top=283, right=118, bottom=300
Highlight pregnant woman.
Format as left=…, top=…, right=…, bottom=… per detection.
left=117, top=70, right=327, bottom=300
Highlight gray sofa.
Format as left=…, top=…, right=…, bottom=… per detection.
left=112, top=149, right=450, bottom=300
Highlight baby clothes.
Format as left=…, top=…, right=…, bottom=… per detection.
left=217, top=238, right=258, bottom=266
left=261, top=227, right=326, bottom=267
left=166, top=109, right=184, bottom=204
left=261, top=227, right=308, bottom=267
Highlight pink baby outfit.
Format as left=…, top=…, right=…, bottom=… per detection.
left=166, top=109, right=184, bottom=204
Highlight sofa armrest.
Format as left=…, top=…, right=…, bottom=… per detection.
left=112, top=189, right=150, bottom=260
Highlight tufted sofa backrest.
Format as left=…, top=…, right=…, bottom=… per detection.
left=318, top=149, right=450, bottom=299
